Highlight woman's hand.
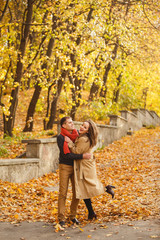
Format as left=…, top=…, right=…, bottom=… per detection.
left=65, top=136, right=72, bottom=143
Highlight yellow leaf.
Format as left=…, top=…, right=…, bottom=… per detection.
left=78, top=227, right=84, bottom=232
left=52, top=208, right=58, bottom=214
left=14, top=214, right=19, bottom=219
left=17, top=188, right=22, bottom=194
left=54, top=223, right=64, bottom=232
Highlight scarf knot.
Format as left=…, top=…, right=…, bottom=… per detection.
left=60, top=128, right=79, bottom=154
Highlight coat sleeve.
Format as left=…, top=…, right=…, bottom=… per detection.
left=68, top=136, right=90, bottom=154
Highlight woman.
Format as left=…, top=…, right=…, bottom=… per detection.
left=65, top=119, right=115, bottom=220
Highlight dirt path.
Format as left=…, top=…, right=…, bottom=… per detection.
left=0, top=219, right=159, bottom=240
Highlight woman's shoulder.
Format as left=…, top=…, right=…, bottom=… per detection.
left=75, top=134, right=89, bottom=145
left=78, top=134, right=89, bottom=142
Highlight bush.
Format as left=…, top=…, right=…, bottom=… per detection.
left=146, top=125, right=156, bottom=129
left=76, top=101, right=111, bottom=121
left=46, top=130, right=55, bottom=136
left=0, top=146, right=8, bottom=157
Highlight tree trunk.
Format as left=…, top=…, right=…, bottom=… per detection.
left=112, top=72, right=122, bottom=103
left=3, top=0, right=33, bottom=136
left=23, top=81, right=41, bottom=132
left=66, top=8, right=93, bottom=119
left=69, top=71, right=84, bottom=120
left=99, top=62, right=111, bottom=101
left=43, top=83, right=54, bottom=130
left=99, top=38, right=119, bottom=103
left=88, top=79, right=99, bottom=101
left=45, top=70, right=67, bottom=130
left=23, top=14, right=57, bottom=132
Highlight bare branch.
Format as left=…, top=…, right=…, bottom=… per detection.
left=0, top=0, right=9, bottom=22
left=141, top=0, right=160, bottom=31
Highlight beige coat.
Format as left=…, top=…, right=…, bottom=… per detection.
left=68, top=134, right=105, bottom=199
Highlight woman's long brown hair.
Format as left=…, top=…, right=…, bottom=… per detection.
left=86, top=119, right=98, bottom=147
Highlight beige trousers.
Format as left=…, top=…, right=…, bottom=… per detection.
left=58, top=164, right=79, bottom=222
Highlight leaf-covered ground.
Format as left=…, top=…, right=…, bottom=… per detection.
left=0, top=127, right=159, bottom=227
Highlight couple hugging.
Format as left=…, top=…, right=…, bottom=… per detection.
left=57, top=117, right=115, bottom=227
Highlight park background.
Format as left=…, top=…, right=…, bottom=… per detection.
left=0, top=1, right=160, bottom=232
left=0, top=0, right=160, bottom=158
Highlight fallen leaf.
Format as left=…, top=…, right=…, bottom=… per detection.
left=78, top=227, right=84, bottom=232
left=54, top=223, right=64, bottom=232
left=128, top=223, right=134, bottom=226
left=100, top=224, right=108, bottom=229
left=106, top=233, right=113, bottom=237
left=0, top=128, right=159, bottom=227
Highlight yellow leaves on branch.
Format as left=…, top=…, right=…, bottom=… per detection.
left=0, top=127, right=159, bottom=225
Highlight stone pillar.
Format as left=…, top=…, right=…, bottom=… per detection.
left=120, top=110, right=140, bottom=131
left=22, top=138, right=59, bottom=177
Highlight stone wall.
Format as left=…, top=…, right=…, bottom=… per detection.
left=0, top=108, right=160, bottom=183
left=0, top=158, right=39, bottom=183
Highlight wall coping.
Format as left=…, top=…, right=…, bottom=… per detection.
left=140, top=109, right=154, bottom=118
left=0, top=158, right=39, bottom=166
left=108, top=114, right=128, bottom=122
left=22, top=137, right=57, bottom=144
left=120, top=110, right=137, bottom=118
left=97, top=124, right=118, bottom=129
left=150, top=111, right=159, bottom=118
left=131, top=108, right=146, bottom=117
left=73, top=121, right=118, bottom=128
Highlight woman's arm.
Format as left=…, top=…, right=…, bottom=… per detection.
left=68, top=136, right=90, bottom=154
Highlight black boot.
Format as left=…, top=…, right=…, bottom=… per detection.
left=105, top=185, right=115, bottom=198
left=88, top=212, right=97, bottom=220
left=83, top=199, right=97, bottom=220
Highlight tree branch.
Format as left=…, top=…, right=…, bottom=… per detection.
left=0, top=0, right=9, bottom=22
left=142, top=0, right=160, bottom=31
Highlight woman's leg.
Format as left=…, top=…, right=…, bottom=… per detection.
left=83, top=199, right=97, bottom=219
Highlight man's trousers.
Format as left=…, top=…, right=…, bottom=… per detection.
left=58, top=164, right=79, bottom=222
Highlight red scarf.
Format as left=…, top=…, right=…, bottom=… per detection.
left=60, top=127, right=79, bottom=154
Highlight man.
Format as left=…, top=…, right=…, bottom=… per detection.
left=57, top=117, right=91, bottom=227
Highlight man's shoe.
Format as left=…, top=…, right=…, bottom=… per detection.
left=59, top=221, right=65, bottom=227
left=71, top=218, right=80, bottom=225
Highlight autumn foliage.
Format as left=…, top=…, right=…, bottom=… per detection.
left=0, top=127, right=159, bottom=226
left=0, top=0, right=160, bottom=136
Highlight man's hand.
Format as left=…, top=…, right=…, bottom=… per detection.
left=65, top=136, right=72, bottom=143
left=83, top=153, right=91, bottom=159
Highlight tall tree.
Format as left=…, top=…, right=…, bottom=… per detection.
left=44, top=69, right=67, bottom=129
left=23, top=13, right=57, bottom=132
left=3, top=0, right=33, bottom=136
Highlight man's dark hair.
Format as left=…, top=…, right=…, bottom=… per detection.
left=60, top=117, right=71, bottom=127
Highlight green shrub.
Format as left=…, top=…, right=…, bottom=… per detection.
left=146, top=125, right=156, bottom=129
left=0, top=146, right=8, bottom=157
left=46, top=130, right=55, bottom=136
